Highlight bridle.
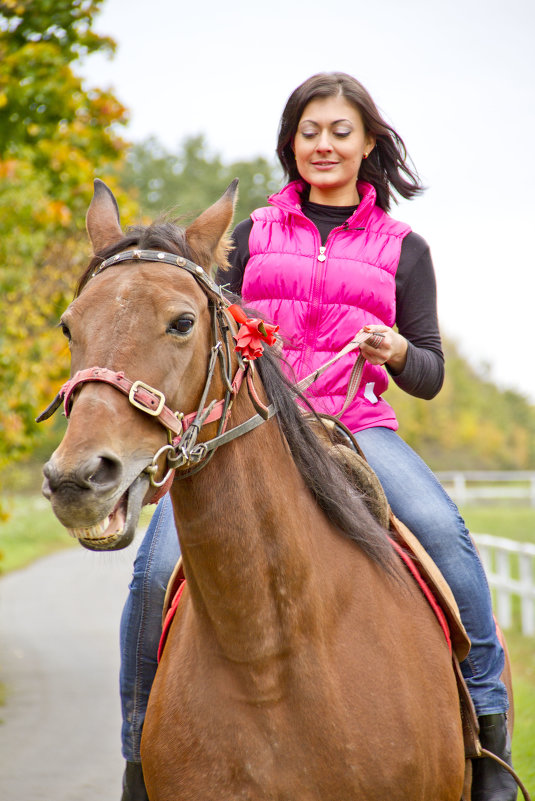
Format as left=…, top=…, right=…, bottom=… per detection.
left=36, top=249, right=277, bottom=496
left=37, top=247, right=387, bottom=498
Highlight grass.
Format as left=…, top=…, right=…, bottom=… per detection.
left=461, top=505, right=535, bottom=544
left=0, top=495, right=77, bottom=574
left=0, top=493, right=154, bottom=576
left=0, top=498, right=534, bottom=792
left=506, top=630, right=535, bottom=794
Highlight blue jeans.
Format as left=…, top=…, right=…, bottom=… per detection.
left=119, top=426, right=507, bottom=761
left=119, top=496, right=181, bottom=761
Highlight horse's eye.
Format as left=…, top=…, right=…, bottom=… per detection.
left=59, top=321, right=71, bottom=341
left=167, top=317, right=194, bottom=336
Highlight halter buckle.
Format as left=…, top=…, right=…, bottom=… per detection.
left=129, top=380, right=166, bottom=416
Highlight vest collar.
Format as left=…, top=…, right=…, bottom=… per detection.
left=268, top=180, right=378, bottom=228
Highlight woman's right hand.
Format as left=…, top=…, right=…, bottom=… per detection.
left=360, top=325, right=408, bottom=375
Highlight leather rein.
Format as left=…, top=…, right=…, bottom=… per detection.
left=36, top=247, right=384, bottom=497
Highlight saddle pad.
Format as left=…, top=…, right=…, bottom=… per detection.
left=389, top=513, right=471, bottom=662
left=162, top=556, right=185, bottom=627
left=388, top=535, right=451, bottom=654
left=158, top=562, right=186, bottom=663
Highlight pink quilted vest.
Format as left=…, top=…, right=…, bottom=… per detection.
left=242, top=181, right=411, bottom=433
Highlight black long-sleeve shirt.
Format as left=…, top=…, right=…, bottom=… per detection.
left=217, top=201, right=444, bottom=399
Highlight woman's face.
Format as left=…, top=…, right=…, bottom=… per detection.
left=293, top=95, right=375, bottom=205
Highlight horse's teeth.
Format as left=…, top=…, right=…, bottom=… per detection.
left=80, top=531, right=121, bottom=549
left=67, top=516, right=110, bottom=540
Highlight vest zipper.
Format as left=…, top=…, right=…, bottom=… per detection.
left=305, top=224, right=365, bottom=373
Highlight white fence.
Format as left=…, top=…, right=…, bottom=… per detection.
left=436, top=471, right=535, bottom=507
left=473, top=533, right=535, bottom=636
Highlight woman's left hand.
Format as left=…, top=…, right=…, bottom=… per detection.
left=360, top=325, right=408, bottom=374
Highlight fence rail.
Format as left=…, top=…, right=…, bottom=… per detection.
left=472, top=533, right=535, bottom=636
left=436, top=471, right=535, bottom=506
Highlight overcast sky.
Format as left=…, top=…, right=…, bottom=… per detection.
left=80, top=0, right=535, bottom=401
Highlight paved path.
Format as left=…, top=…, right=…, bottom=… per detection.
left=0, top=541, right=141, bottom=801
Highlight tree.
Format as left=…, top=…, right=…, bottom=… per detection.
left=386, top=337, right=535, bottom=470
left=120, top=134, right=282, bottom=226
left=0, top=0, right=134, bottom=481
left=0, top=0, right=117, bottom=156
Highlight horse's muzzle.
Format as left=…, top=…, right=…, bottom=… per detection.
left=42, top=452, right=150, bottom=551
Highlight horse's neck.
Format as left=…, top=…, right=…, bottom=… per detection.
left=169, top=398, right=325, bottom=664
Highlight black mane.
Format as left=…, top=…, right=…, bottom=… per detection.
left=255, top=347, right=395, bottom=573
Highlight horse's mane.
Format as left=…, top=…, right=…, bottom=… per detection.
left=255, top=348, right=396, bottom=573
left=77, top=220, right=395, bottom=572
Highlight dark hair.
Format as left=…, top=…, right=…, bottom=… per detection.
left=276, top=72, right=423, bottom=212
left=76, top=221, right=193, bottom=296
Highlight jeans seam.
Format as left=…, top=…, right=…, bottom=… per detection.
left=129, top=503, right=166, bottom=760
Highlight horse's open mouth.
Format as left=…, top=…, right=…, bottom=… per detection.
left=67, top=473, right=150, bottom=551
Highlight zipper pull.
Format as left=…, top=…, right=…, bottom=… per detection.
left=317, top=246, right=327, bottom=262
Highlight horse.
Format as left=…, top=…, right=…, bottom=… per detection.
left=40, top=179, right=468, bottom=800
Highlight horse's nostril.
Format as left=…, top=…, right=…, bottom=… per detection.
left=42, top=461, right=55, bottom=496
left=43, top=460, right=62, bottom=493
left=41, top=453, right=123, bottom=495
left=86, top=455, right=122, bottom=489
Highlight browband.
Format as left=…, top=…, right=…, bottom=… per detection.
left=91, top=248, right=228, bottom=302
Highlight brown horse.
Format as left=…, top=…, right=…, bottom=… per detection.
left=41, top=180, right=467, bottom=800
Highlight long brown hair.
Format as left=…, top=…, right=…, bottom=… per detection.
left=277, top=72, right=423, bottom=211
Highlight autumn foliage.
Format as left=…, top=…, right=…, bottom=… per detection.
left=0, top=0, right=135, bottom=477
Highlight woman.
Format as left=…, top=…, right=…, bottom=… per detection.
left=120, top=73, right=515, bottom=801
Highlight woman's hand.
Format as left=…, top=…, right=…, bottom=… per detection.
left=360, top=325, right=408, bottom=375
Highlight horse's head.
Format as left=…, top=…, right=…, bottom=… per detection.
left=41, top=179, right=238, bottom=551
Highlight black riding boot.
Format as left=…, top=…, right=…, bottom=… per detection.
left=472, top=713, right=518, bottom=801
left=121, top=761, right=149, bottom=801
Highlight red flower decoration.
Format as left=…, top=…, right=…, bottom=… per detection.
left=228, top=304, right=279, bottom=361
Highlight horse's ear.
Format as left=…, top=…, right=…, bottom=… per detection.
left=185, top=179, right=239, bottom=271
left=86, top=179, right=124, bottom=254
